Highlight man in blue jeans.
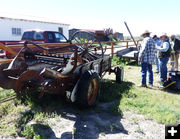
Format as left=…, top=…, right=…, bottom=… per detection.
left=156, top=33, right=171, bottom=87
left=138, top=30, right=156, bottom=87
left=152, top=35, right=162, bottom=73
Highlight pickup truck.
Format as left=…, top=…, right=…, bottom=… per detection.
left=0, top=30, right=69, bottom=58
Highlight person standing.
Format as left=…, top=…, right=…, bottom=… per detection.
left=156, top=33, right=171, bottom=87
left=170, top=35, right=180, bottom=71
left=138, top=30, right=156, bottom=87
left=153, top=35, right=162, bottom=73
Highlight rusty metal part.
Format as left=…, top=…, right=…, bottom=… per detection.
left=16, top=70, right=44, bottom=93
left=41, top=68, right=70, bottom=79
left=42, top=80, right=67, bottom=95
left=0, top=94, right=17, bottom=104
left=0, top=63, right=17, bottom=89
left=71, top=31, right=104, bottom=58
left=24, top=41, right=76, bottom=52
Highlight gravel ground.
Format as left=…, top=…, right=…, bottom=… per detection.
left=23, top=102, right=165, bottom=139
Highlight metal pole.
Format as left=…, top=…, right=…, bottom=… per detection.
left=124, top=21, right=138, bottom=47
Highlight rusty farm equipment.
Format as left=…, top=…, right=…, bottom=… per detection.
left=0, top=31, right=123, bottom=108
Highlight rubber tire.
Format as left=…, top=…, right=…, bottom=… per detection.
left=76, top=70, right=100, bottom=108
left=116, top=66, right=124, bottom=83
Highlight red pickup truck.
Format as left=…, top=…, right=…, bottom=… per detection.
left=0, top=30, right=69, bottom=58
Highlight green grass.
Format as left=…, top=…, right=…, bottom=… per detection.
left=0, top=91, right=63, bottom=138
left=111, top=56, right=130, bottom=66
left=101, top=64, right=180, bottom=124
left=0, top=88, right=15, bottom=99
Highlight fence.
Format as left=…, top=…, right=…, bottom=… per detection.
left=0, top=40, right=140, bottom=64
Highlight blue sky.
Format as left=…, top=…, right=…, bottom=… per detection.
left=0, top=0, right=180, bottom=36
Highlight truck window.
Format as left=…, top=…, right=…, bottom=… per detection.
left=22, top=32, right=44, bottom=41
left=47, top=32, right=54, bottom=43
left=22, top=32, right=34, bottom=40
left=34, top=32, right=44, bottom=41
left=54, top=32, right=67, bottom=43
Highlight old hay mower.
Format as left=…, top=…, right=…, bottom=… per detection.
left=0, top=31, right=123, bottom=108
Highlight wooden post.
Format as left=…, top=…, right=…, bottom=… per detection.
left=137, top=40, right=139, bottom=46
left=111, top=42, right=114, bottom=58
left=43, top=45, right=48, bottom=54
left=126, top=41, right=128, bottom=48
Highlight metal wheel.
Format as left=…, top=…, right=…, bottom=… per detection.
left=15, top=70, right=44, bottom=100
left=70, top=31, right=104, bottom=60
left=76, top=70, right=100, bottom=108
left=115, top=66, right=124, bottom=83
left=87, top=78, right=99, bottom=105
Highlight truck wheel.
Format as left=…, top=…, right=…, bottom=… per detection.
left=76, top=71, right=100, bottom=108
left=115, top=66, right=124, bottom=83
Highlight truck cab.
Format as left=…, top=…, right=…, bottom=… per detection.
left=21, top=30, right=68, bottom=43
left=1, top=29, right=70, bottom=58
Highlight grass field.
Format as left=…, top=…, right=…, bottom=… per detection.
left=101, top=62, right=180, bottom=124
left=0, top=59, right=180, bottom=137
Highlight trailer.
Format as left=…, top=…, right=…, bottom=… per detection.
left=0, top=31, right=123, bottom=108
left=116, top=47, right=139, bottom=60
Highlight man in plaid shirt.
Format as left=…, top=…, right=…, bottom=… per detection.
left=138, top=30, right=156, bottom=87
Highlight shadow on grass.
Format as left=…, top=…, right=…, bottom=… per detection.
left=100, top=79, right=134, bottom=103
left=126, top=60, right=138, bottom=66
left=17, top=113, right=56, bottom=139
left=163, top=87, right=180, bottom=95
left=15, top=79, right=134, bottom=139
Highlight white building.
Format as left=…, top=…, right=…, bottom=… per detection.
left=0, top=15, right=70, bottom=40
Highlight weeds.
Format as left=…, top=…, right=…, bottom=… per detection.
left=21, top=124, right=49, bottom=139
left=111, top=56, right=131, bottom=66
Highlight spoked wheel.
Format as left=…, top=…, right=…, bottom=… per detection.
left=70, top=31, right=104, bottom=60
left=16, top=70, right=44, bottom=99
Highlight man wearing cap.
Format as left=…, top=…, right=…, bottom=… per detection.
left=156, top=33, right=171, bottom=87
left=138, top=30, right=156, bottom=87
left=170, top=35, right=180, bottom=71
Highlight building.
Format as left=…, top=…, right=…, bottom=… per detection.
left=69, top=28, right=124, bottom=41
left=69, top=28, right=96, bottom=40
left=69, top=28, right=109, bottom=41
left=114, top=32, right=124, bottom=40
left=0, top=15, right=70, bottom=40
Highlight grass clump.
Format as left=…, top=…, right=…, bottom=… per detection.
left=0, top=88, right=62, bottom=138
left=111, top=56, right=130, bottom=66
left=0, top=88, right=15, bottom=99
left=21, top=124, right=49, bottom=139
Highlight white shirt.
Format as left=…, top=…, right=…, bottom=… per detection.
left=156, top=42, right=169, bottom=52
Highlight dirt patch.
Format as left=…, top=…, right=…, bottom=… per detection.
left=16, top=102, right=164, bottom=139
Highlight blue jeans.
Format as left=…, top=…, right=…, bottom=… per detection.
left=159, top=57, right=169, bottom=82
left=155, top=56, right=159, bottom=72
left=141, top=62, right=153, bottom=85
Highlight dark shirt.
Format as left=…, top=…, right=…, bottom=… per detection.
left=174, top=38, right=180, bottom=52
